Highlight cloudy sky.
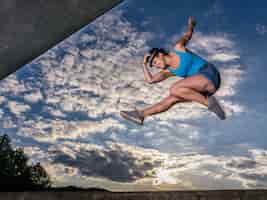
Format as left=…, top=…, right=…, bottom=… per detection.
left=0, top=0, right=267, bottom=191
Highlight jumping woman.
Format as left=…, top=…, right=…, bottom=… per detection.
left=120, top=16, right=226, bottom=125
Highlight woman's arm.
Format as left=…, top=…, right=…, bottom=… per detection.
left=143, top=63, right=173, bottom=84
left=175, top=16, right=196, bottom=48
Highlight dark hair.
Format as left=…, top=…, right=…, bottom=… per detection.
left=146, top=48, right=169, bottom=67
left=149, top=48, right=169, bottom=56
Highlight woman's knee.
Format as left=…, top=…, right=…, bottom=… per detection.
left=205, top=81, right=216, bottom=94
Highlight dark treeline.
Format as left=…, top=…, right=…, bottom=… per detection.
left=0, top=134, right=51, bottom=191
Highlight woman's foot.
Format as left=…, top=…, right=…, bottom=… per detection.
left=208, top=96, right=226, bottom=120
left=120, top=108, right=145, bottom=125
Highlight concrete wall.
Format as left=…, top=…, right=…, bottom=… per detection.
left=1, top=190, right=267, bottom=200
left=0, top=0, right=122, bottom=80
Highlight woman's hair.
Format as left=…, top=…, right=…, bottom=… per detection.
left=149, top=48, right=169, bottom=56
left=146, top=48, right=169, bottom=67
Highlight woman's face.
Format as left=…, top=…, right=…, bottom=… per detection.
left=152, top=53, right=166, bottom=69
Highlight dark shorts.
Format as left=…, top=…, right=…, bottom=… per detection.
left=197, top=62, right=221, bottom=97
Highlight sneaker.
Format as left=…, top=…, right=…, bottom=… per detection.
left=120, top=108, right=144, bottom=125
left=208, top=96, right=226, bottom=120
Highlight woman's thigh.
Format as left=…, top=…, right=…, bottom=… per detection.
left=170, top=75, right=216, bottom=94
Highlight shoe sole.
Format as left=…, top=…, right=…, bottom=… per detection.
left=209, top=97, right=226, bottom=120
left=120, top=111, right=143, bottom=125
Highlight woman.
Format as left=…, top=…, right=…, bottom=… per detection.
left=120, top=16, right=225, bottom=125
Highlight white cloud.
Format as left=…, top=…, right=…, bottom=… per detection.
left=0, top=74, right=27, bottom=94
left=210, top=53, right=240, bottom=62
left=24, top=90, right=43, bottom=103
left=21, top=140, right=267, bottom=190
left=8, top=101, right=31, bottom=115
left=188, top=32, right=235, bottom=52
left=256, top=24, right=267, bottom=35
left=0, top=96, right=6, bottom=104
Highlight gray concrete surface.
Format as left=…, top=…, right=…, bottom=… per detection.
left=0, top=0, right=122, bottom=81
left=0, top=190, right=267, bottom=200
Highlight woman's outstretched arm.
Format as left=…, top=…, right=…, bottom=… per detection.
left=175, top=16, right=196, bottom=48
left=144, top=67, right=173, bottom=84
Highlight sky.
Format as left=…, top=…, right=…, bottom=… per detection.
left=0, top=0, right=267, bottom=191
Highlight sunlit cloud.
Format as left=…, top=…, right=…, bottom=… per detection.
left=7, top=101, right=31, bottom=116
left=210, top=53, right=240, bottom=62
left=24, top=90, right=43, bottom=103
left=22, top=140, right=267, bottom=190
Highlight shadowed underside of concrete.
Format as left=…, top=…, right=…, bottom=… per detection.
left=0, top=0, right=123, bottom=81
left=1, top=190, right=267, bottom=200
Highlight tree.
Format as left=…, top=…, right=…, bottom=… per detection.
left=0, top=134, right=51, bottom=190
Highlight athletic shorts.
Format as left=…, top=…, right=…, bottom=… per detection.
left=197, top=62, right=221, bottom=97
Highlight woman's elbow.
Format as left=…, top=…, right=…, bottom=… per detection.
left=145, top=79, right=154, bottom=84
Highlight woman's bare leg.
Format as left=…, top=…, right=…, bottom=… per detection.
left=142, top=95, right=187, bottom=118
left=140, top=75, right=216, bottom=118
left=171, top=87, right=208, bottom=106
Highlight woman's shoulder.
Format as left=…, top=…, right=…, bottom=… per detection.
left=174, top=45, right=187, bottom=52
left=173, top=46, right=192, bottom=54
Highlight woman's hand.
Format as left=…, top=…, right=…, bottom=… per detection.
left=188, top=16, right=196, bottom=27
left=143, top=53, right=150, bottom=67
left=142, top=53, right=154, bottom=83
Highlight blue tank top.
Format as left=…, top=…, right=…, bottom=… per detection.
left=167, top=49, right=207, bottom=77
